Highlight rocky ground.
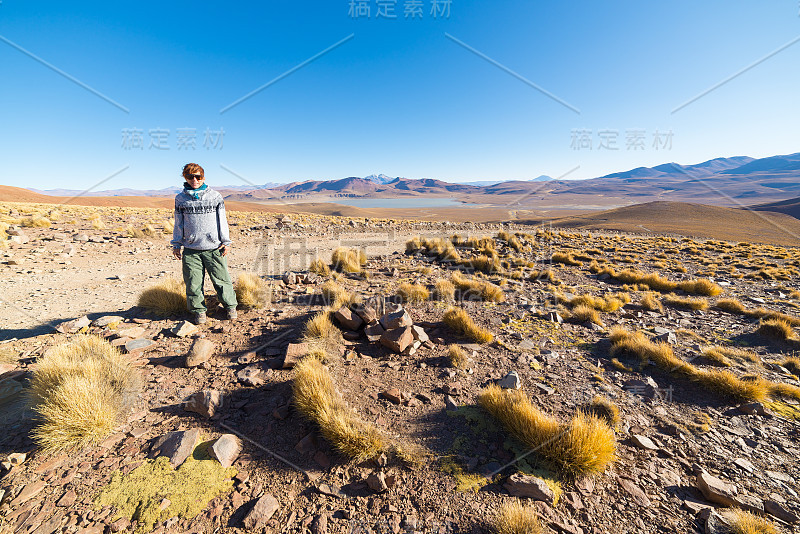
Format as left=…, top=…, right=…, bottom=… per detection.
left=1, top=202, right=800, bottom=534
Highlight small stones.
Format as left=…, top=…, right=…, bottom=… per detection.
left=237, top=365, right=267, bottom=387
left=618, top=478, right=651, bottom=508
left=209, top=434, right=241, bottom=468
left=366, top=471, right=388, bottom=493
left=364, top=323, right=385, bottom=343
left=185, top=339, right=215, bottom=367
left=9, top=480, right=46, bottom=506
left=1, top=452, right=26, bottom=471
left=381, top=388, right=403, bottom=405
left=56, top=489, right=76, bottom=507
left=242, top=493, right=279, bottom=530
left=184, top=389, right=223, bottom=418
left=695, top=471, right=738, bottom=507
left=56, top=315, right=91, bottom=333
left=150, top=428, right=201, bottom=468
left=497, top=371, right=521, bottom=390
left=380, top=309, right=413, bottom=330
left=125, top=338, right=155, bottom=354
left=411, top=325, right=429, bottom=343
left=445, top=395, right=459, bottom=411
left=92, top=315, right=124, bottom=327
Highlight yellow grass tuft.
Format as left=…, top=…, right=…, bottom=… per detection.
left=640, top=291, right=663, bottom=312
left=693, top=369, right=771, bottom=402
left=663, top=293, right=709, bottom=311
left=309, top=258, right=331, bottom=276
left=780, top=357, right=800, bottom=376
left=462, top=253, right=502, bottom=274
left=137, top=277, right=187, bottom=316
left=585, top=396, right=620, bottom=427
left=448, top=344, right=469, bottom=369
left=551, top=252, right=583, bottom=266
left=560, top=292, right=630, bottom=312
left=568, top=304, right=601, bottom=325
left=451, top=271, right=504, bottom=302
left=21, top=215, right=51, bottom=228
left=756, top=318, right=796, bottom=341
left=725, top=509, right=777, bottom=534
left=433, top=279, right=456, bottom=302
left=715, top=298, right=747, bottom=314
left=493, top=499, right=543, bottom=534
left=479, top=385, right=615, bottom=477
left=443, top=307, right=493, bottom=344
left=29, top=335, right=140, bottom=452
left=331, top=247, right=366, bottom=273
left=319, top=280, right=355, bottom=308
left=397, top=282, right=430, bottom=303
left=593, top=266, right=722, bottom=296
left=234, top=272, right=271, bottom=309
left=293, top=357, right=385, bottom=461
left=702, top=346, right=760, bottom=367
left=609, top=328, right=692, bottom=373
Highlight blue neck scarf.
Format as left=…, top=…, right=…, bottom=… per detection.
left=183, top=182, right=208, bottom=200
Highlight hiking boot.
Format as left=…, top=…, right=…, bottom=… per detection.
left=192, top=312, right=207, bottom=325
left=226, top=308, right=238, bottom=320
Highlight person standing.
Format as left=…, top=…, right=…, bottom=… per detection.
left=171, top=163, right=238, bottom=324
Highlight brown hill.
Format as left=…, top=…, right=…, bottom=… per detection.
left=525, top=201, right=800, bottom=246
left=750, top=196, right=800, bottom=220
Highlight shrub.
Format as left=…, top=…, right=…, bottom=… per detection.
left=568, top=305, right=601, bottom=325
left=443, top=307, right=493, bottom=344
left=29, top=335, right=140, bottom=452
left=479, top=385, right=615, bottom=477
left=433, top=279, right=456, bottom=302
left=448, top=344, right=468, bottom=369
left=293, top=357, right=385, bottom=461
left=756, top=318, right=795, bottom=342
left=493, top=499, right=543, bottom=534
left=462, top=254, right=502, bottom=274
left=137, top=277, right=187, bottom=316
left=397, top=283, right=430, bottom=303
left=309, top=258, right=331, bottom=276
left=451, top=272, right=504, bottom=302
left=331, top=247, right=366, bottom=273
left=234, top=273, right=271, bottom=309
left=585, top=396, right=620, bottom=427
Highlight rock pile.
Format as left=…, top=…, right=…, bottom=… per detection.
left=333, top=301, right=430, bottom=355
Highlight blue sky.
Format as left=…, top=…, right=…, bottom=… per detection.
left=1, top=1, right=799, bottom=190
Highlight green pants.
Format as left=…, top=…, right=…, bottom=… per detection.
left=182, top=248, right=238, bottom=313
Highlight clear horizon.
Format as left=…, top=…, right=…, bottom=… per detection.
left=1, top=1, right=799, bottom=190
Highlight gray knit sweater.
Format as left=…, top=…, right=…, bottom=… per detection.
left=170, top=186, right=232, bottom=251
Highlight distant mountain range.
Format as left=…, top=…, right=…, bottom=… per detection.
left=21, top=152, right=800, bottom=208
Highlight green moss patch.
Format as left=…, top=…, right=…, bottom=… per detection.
left=95, top=440, right=236, bottom=533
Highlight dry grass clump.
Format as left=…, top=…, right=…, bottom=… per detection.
left=725, top=509, right=777, bottom=534
left=319, top=280, right=355, bottom=308
left=585, top=396, right=620, bottom=427
left=780, top=357, right=800, bottom=376
left=568, top=305, right=601, bottom=325
left=137, top=277, right=187, bottom=316
left=91, top=217, right=107, bottom=230
left=448, top=344, right=469, bottom=369
left=451, top=271, right=504, bottom=302
left=443, top=307, right=493, bottom=344
left=662, top=294, right=709, bottom=311
left=29, top=335, right=140, bottom=452
left=756, top=318, right=796, bottom=342
left=693, top=369, right=771, bottom=402
left=433, top=279, right=456, bottom=302
left=640, top=291, right=663, bottom=312
left=397, top=283, right=430, bottom=303
left=309, top=258, right=331, bottom=276
left=20, top=215, right=51, bottom=228
left=462, top=253, right=502, bottom=274
left=293, top=357, right=385, bottom=461
left=551, top=252, right=583, bottom=267
left=591, top=265, right=722, bottom=296
left=479, top=385, right=615, bottom=477
left=493, top=499, right=543, bottom=534
left=303, top=310, right=341, bottom=343
left=528, top=269, right=559, bottom=284
left=609, top=328, right=692, bottom=373
left=560, top=292, right=630, bottom=312
left=234, top=273, right=271, bottom=309
left=715, top=298, right=746, bottom=314
left=610, top=358, right=633, bottom=372
left=702, top=346, right=760, bottom=367
left=407, top=237, right=462, bottom=262
left=331, top=247, right=366, bottom=273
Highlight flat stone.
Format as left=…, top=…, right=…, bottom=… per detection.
left=184, top=390, right=223, bottom=418
left=125, top=338, right=155, bottom=354
left=56, top=315, right=91, bottom=333
left=185, top=338, right=215, bottom=367
left=209, top=434, right=241, bottom=469
left=631, top=434, right=659, bottom=451
left=295, top=433, right=317, bottom=454
left=366, top=471, right=388, bottom=493
left=705, top=510, right=734, bottom=534
left=92, top=315, right=124, bottom=327
left=364, top=323, right=386, bottom=343
left=765, top=500, right=799, bottom=523
left=497, top=371, right=521, bottom=390
left=283, top=343, right=308, bottom=369
left=10, top=480, right=46, bottom=507
left=380, top=326, right=413, bottom=353
left=382, top=388, right=402, bottom=404
left=334, top=307, right=363, bottom=331
left=619, top=478, right=651, bottom=508
left=150, top=428, right=200, bottom=468
left=116, top=325, right=146, bottom=339
left=445, top=395, right=459, bottom=411
left=171, top=320, right=199, bottom=338
left=380, top=309, right=412, bottom=330
left=696, top=471, right=738, bottom=507
left=355, top=305, right=378, bottom=324
left=242, top=493, right=279, bottom=530
left=733, top=458, right=754, bottom=473
left=1, top=452, right=26, bottom=471
left=504, top=473, right=554, bottom=502
left=411, top=325, right=429, bottom=343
